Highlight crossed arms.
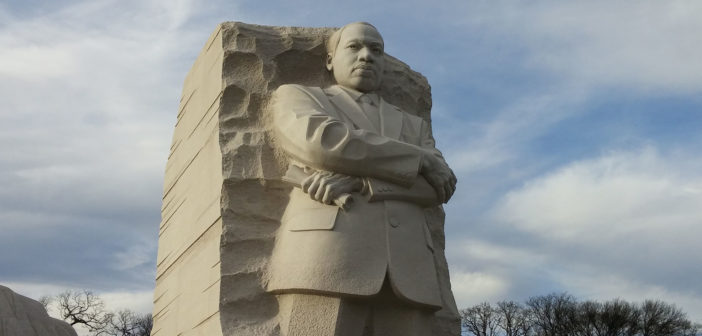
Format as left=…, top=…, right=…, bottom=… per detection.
left=272, top=84, right=456, bottom=207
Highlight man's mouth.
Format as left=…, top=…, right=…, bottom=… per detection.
left=353, top=65, right=376, bottom=77
left=354, top=64, right=374, bottom=71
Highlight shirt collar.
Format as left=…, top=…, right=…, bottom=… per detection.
left=337, top=85, right=379, bottom=106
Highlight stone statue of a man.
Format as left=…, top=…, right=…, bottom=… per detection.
left=266, top=22, right=457, bottom=336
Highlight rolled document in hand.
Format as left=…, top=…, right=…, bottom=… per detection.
left=282, top=165, right=353, bottom=211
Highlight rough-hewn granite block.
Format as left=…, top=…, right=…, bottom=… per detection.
left=153, top=21, right=460, bottom=336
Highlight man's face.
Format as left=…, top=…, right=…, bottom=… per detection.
left=327, top=24, right=385, bottom=93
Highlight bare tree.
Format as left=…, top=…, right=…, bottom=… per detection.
left=462, top=302, right=501, bottom=336
left=496, top=300, right=528, bottom=336
left=104, top=310, right=137, bottom=336
left=687, top=323, right=702, bottom=336
left=517, top=308, right=534, bottom=336
left=133, top=313, right=152, bottom=336
left=639, top=300, right=696, bottom=336
left=462, top=294, right=701, bottom=336
left=44, top=290, right=152, bottom=336
left=102, top=310, right=152, bottom=336
left=578, top=300, right=601, bottom=336
left=600, top=299, right=639, bottom=336
left=55, top=290, right=112, bottom=333
left=526, top=292, right=579, bottom=336
left=38, top=295, right=53, bottom=311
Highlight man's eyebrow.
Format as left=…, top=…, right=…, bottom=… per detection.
left=344, top=38, right=384, bottom=47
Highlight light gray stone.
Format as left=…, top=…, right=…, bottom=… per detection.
left=153, top=21, right=460, bottom=336
left=0, top=285, right=77, bottom=336
left=264, top=22, right=458, bottom=335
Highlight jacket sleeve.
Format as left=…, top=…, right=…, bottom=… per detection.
left=363, top=118, right=447, bottom=206
left=364, top=176, right=440, bottom=207
left=272, top=84, right=424, bottom=187
left=418, top=118, right=448, bottom=165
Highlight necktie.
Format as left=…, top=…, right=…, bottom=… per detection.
left=359, top=94, right=380, bottom=131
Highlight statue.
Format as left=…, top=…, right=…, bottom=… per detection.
left=265, top=22, right=457, bottom=336
left=153, top=21, right=460, bottom=336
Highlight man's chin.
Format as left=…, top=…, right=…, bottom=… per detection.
left=344, top=79, right=380, bottom=92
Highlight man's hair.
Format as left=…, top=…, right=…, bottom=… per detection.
left=326, top=22, right=382, bottom=57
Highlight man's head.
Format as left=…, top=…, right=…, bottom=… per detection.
left=326, top=22, right=385, bottom=93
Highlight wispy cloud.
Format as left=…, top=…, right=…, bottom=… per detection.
left=433, top=4, right=702, bottom=320
left=493, top=147, right=702, bottom=251
left=474, top=147, right=702, bottom=319
left=0, top=0, right=209, bottom=294
left=455, top=1, right=702, bottom=94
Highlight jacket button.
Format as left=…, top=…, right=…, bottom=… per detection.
left=389, top=217, right=399, bottom=228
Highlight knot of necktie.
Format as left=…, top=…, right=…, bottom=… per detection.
left=359, top=94, right=375, bottom=106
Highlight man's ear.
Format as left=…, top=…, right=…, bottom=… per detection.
left=326, top=53, right=333, bottom=71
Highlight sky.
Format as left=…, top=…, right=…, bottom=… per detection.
left=1, top=0, right=701, bottom=328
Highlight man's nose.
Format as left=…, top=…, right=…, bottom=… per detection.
left=357, top=47, right=374, bottom=62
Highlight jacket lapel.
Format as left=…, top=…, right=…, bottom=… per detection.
left=327, top=86, right=377, bottom=132
left=380, top=98, right=403, bottom=140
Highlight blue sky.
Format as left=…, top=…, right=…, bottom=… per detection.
left=1, top=0, right=701, bottom=326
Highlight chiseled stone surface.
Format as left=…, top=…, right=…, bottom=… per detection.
left=152, top=21, right=225, bottom=336
left=153, top=21, right=460, bottom=335
left=0, top=285, right=77, bottom=336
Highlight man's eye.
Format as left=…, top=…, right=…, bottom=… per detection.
left=347, top=44, right=360, bottom=50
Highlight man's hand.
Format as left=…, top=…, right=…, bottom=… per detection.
left=421, top=151, right=457, bottom=204
left=302, top=170, right=363, bottom=205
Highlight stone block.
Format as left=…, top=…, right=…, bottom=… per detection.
left=0, top=285, right=77, bottom=336
left=153, top=21, right=460, bottom=336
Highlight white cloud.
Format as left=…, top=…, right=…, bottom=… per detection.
left=438, top=4, right=702, bottom=317
left=100, top=290, right=153, bottom=314
left=485, top=146, right=702, bottom=318
left=450, top=270, right=509, bottom=308
left=1, top=281, right=69, bottom=302
left=112, top=240, right=156, bottom=272
left=2, top=282, right=152, bottom=318
left=0, top=44, right=77, bottom=79
left=454, top=239, right=547, bottom=268
left=459, top=1, right=702, bottom=93
left=442, top=90, right=587, bottom=176
left=0, top=0, right=208, bottom=303
left=448, top=238, right=563, bottom=309
left=494, top=147, right=702, bottom=244
left=0, top=0, right=209, bottom=195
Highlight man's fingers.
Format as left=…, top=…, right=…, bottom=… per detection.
left=322, top=184, right=336, bottom=205
left=307, top=174, right=323, bottom=200
left=301, top=174, right=315, bottom=193
left=304, top=173, right=356, bottom=205
left=314, top=176, right=329, bottom=201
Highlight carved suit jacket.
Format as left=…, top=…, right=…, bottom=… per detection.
left=265, top=84, right=448, bottom=310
